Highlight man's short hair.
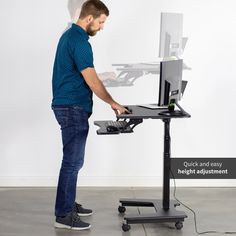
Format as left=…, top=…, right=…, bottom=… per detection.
left=79, top=0, right=109, bottom=19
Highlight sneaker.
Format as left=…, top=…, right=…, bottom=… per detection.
left=75, top=202, right=93, bottom=216
left=54, top=211, right=91, bottom=230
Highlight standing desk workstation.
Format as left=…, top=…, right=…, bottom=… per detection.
left=94, top=104, right=191, bottom=232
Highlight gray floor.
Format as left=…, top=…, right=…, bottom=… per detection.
left=0, top=187, right=236, bottom=236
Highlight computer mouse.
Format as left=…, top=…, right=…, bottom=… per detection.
left=159, top=110, right=182, bottom=117
left=125, top=110, right=132, bottom=114
left=159, top=111, right=171, bottom=116
left=106, top=125, right=119, bottom=132
left=124, top=107, right=132, bottom=114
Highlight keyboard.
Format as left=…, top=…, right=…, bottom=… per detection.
left=106, top=121, right=128, bottom=130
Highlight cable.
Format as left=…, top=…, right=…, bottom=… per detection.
left=170, top=169, right=236, bottom=235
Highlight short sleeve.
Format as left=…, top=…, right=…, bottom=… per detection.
left=74, top=41, right=94, bottom=72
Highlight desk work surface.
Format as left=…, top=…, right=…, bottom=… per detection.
left=117, top=105, right=191, bottom=120
left=94, top=105, right=190, bottom=135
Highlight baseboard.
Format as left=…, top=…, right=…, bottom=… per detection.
left=0, top=176, right=236, bottom=187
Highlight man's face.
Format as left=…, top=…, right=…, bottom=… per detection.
left=86, top=14, right=107, bottom=36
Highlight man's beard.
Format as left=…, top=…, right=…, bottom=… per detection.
left=86, top=22, right=99, bottom=36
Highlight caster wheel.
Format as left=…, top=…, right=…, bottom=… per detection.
left=118, top=206, right=126, bottom=213
left=122, top=223, right=131, bottom=232
left=175, top=221, right=183, bottom=230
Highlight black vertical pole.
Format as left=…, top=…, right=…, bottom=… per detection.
left=163, top=118, right=171, bottom=210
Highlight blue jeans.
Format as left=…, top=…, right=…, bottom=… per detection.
left=52, top=105, right=90, bottom=217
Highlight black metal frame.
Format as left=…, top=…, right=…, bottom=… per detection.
left=94, top=104, right=190, bottom=230
left=119, top=118, right=187, bottom=228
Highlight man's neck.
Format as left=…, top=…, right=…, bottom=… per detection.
left=76, top=19, right=87, bottom=32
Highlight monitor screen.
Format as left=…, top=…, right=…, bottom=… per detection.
left=158, top=59, right=183, bottom=106
left=159, top=13, right=183, bottom=58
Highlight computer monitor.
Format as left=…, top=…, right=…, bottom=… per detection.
left=159, top=13, right=183, bottom=58
left=158, top=59, right=183, bottom=106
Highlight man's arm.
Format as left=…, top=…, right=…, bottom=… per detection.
left=81, top=67, right=129, bottom=114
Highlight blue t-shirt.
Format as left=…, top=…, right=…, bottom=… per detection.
left=52, top=24, right=94, bottom=113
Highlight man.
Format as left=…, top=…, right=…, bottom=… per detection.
left=51, top=0, right=128, bottom=231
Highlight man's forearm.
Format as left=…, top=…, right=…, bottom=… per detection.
left=90, top=78, right=115, bottom=105
left=81, top=68, right=128, bottom=114
left=81, top=68, right=115, bottom=105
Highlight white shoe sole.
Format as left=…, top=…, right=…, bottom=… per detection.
left=54, top=222, right=91, bottom=230
left=78, top=212, right=93, bottom=217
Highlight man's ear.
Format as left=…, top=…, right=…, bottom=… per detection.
left=87, top=15, right=94, bottom=23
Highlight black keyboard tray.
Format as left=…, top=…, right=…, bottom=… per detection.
left=94, top=119, right=143, bottom=135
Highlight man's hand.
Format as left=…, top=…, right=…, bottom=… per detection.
left=111, top=102, right=130, bottom=115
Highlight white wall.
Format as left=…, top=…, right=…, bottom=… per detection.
left=0, top=0, right=236, bottom=187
